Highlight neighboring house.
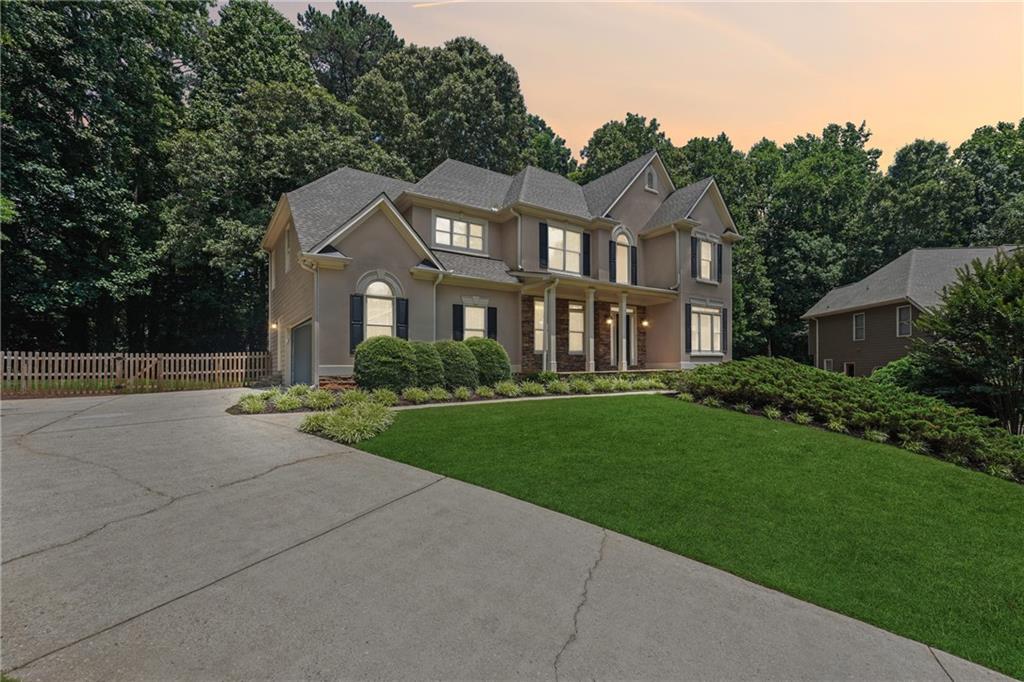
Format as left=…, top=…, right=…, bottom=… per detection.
left=802, top=246, right=1018, bottom=377
left=261, top=151, right=740, bottom=385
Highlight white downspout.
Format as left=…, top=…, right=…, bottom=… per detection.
left=543, top=278, right=559, bottom=371
left=298, top=256, right=319, bottom=385
left=432, top=272, right=444, bottom=341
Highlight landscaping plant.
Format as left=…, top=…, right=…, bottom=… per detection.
left=433, top=340, right=479, bottom=389
left=337, top=389, right=369, bottom=405
left=303, top=388, right=337, bottom=411
left=410, top=341, right=445, bottom=388
left=453, top=386, right=473, bottom=401
left=546, top=380, right=572, bottom=394
left=354, top=336, right=417, bottom=391
left=519, top=381, right=546, bottom=396
left=463, top=337, right=512, bottom=385
left=299, top=401, right=394, bottom=444
left=475, top=385, right=496, bottom=399
left=238, top=394, right=266, bottom=414
left=494, top=380, right=521, bottom=397
left=401, top=387, right=430, bottom=404
left=271, top=393, right=303, bottom=411
left=428, top=386, right=452, bottom=402
left=369, top=388, right=399, bottom=407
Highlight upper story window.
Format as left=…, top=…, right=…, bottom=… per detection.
left=699, top=240, right=715, bottom=280
left=852, top=312, right=866, bottom=341
left=548, top=225, right=581, bottom=274
left=896, top=305, right=912, bottom=337
left=645, top=168, right=658, bottom=192
left=615, top=234, right=631, bottom=284
left=434, top=214, right=485, bottom=252
left=365, top=280, right=395, bottom=339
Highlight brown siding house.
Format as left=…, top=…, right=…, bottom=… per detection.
left=261, top=152, right=741, bottom=384
left=803, top=246, right=1017, bottom=377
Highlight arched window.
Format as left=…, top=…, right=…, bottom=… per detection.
left=615, top=233, right=631, bottom=284
left=645, top=168, right=657, bottom=192
left=365, top=280, right=395, bottom=338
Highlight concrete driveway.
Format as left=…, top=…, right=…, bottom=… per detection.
left=0, top=390, right=1011, bottom=681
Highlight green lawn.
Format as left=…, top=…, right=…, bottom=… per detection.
left=361, top=395, right=1024, bottom=679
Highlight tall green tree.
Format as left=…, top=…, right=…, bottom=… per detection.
left=159, top=82, right=411, bottom=350
left=522, top=114, right=576, bottom=175
left=0, top=0, right=207, bottom=350
left=575, top=113, right=681, bottom=183
left=954, top=119, right=1024, bottom=245
left=353, top=37, right=530, bottom=177
left=298, top=0, right=404, bottom=102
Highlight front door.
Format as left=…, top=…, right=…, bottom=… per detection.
left=291, top=320, right=312, bottom=385
left=610, top=307, right=636, bottom=368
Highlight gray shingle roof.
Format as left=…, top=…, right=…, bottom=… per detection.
left=286, top=168, right=413, bottom=251
left=434, top=249, right=519, bottom=284
left=412, top=159, right=513, bottom=211
left=503, top=166, right=591, bottom=220
left=802, top=247, right=1016, bottom=318
left=581, top=150, right=658, bottom=218
left=643, top=177, right=714, bottom=232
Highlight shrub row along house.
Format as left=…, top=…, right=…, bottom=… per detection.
left=802, top=246, right=1019, bottom=377
left=262, top=151, right=739, bottom=385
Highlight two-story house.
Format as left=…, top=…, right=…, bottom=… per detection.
left=261, top=151, right=740, bottom=385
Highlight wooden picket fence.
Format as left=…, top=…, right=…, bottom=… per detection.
left=1, top=350, right=271, bottom=396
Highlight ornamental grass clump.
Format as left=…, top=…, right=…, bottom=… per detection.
left=337, top=389, right=369, bottom=406
left=519, top=381, right=546, bottom=396
left=611, top=378, right=634, bottom=392
left=299, top=402, right=394, bottom=444
left=258, top=387, right=282, bottom=401
left=286, top=383, right=312, bottom=398
left=238, top=394, right=267, bottom=414
left=699, top=396, right=723, bottom=409
left=475, top=385, right=496, bottom=399
left=271, top=393, right=303, bottom=411
left=675, top=391, right=694, bottom=402
left=762, top=405, right=782, bottom=420
left=569, top=378, right=594, bottom=394
left=401, top=387, right=430, bottom=404
left=864, top=429, right=888, bottom=443
left=494, top=380, right=521, bottom=397
left=428, top=386, right=452, bottom=402
left=546, top=380, right=572, bottom=395
left=453, top=386, right=473, bottom=401
left=369, top=388, right=398, bottom=407
left=792, top=411, right=813, bottom=425
left=591, top=377, right=616, bottom=393
left=733, top=402, right=752, bottom=414
left=673, top=356, right=1024, bottom=483
left=303, top=388, right=337, bottom=411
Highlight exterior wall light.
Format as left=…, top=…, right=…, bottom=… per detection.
left=606, top=317, right=613, bottom=325
left=641, top=320, right=649, bottom=327
left=270, top=322, right=278, bottom=330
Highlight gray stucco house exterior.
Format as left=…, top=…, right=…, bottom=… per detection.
left=261, top=151, right=740, bottom=385
left=802, top=246, right=1017, bottom=377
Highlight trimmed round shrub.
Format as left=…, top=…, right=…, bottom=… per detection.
left=463, top=337, right=511, bottom=386
left=410, top=341, right=445, bottom=389
left=369, top=388, right=398, bottom=407
left=354, top=336, right=416, bottom=391
left=434, top=340, right=479, bottom=389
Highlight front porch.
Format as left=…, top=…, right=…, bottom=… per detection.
left=519, top=278, right=677, bottom=374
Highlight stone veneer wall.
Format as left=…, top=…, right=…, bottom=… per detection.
left=521, top=296, right=646, bottom=373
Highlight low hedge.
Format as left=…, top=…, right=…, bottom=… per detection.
left=354, top=336, right=417, bottom=391
left=434, top=340, right=479, bottom=389
left=464, top=337, right=511, bottom=385
left=674, top=357, right=1024, bottom=483
left=410, top=341, right=445, bottom=388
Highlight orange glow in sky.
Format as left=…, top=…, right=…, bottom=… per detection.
left=271, top=1, right=1024, bottom=168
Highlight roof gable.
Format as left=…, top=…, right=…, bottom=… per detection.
left=581, top=150, right=659, bottom=218
left=315, top=194, right=442, bottom=269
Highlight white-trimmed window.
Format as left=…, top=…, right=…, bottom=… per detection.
left=568, top=303, right=584, bottom=353
left=853, top=312, right=866, bottom=341
left=691, top=306, right=722, bottom=354
left=615, top=234, right=630, bottom=284
left=823, top=359, right=834, bottom=371
left=897, top=305, right=912, bottom=337
left=533, top=299, right=545, bottom=352
left=365, top=280, right=395, bottom=338
left=284, top=227, right=291, bottom=273
left=464, top=305, right=486, bottom=339
left=434, top=214, right=485, bottom=252
left=844, top=362, right=856, bottom=377
left=699, top=240, right=715, bottom=280
left=269, top=249, right=276, bottom=291
left=548, top=225, right=582, bottom=274
left=645, top=168, right=658, bottom=192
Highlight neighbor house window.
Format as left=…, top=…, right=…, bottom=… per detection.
left=699, top=240, right=715, bottom=280
left=645, top=168, right=658, bottom=192
left=284, top=227, right=291, bottom=273
left=548, top=225, right=581, bottom=274
left=853, top=312, right=866, bottom=341
left=844, top=362, right=856, bottom=377
left=434, top=214, right=484, bottom=252
left=823, top=359, right=834, bottom=371
left=464, top=305, right=486, bottom=339
left=691, top=306, right=722, bottom=354
left=616, top=234, right=631, bottom=284
left=897, top=305, right=912, bottom=337
left=568, top=303, right=584, bottom=353
left=365, top=280, right=395, bottom=338
left=533, top=299, right=545, bottom=352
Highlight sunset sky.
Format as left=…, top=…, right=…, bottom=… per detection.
left=269, top=1, right=1024, bottom=168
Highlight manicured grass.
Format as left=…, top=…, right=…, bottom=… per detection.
left=360, top=395, right=1024, bottom=678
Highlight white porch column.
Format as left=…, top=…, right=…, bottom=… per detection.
left=585, top=288, right=596, bottom=372
left=546, top=284, right=558, bottom=372
left=618, top=291, right=628, bottom=371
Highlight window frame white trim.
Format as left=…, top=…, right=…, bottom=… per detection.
left=644, top=167, right=658, bottom=193
left=364, top=280, right=396, bottom=340
left=568, top=302, right=585, bottom=355
left=843, top=362, right=856, bottom=377
left=896, top=305, right=912, bottom=338
left=852, top=312, right=866, bottom=342
left=431, top=209, right=488, bottom=255
left=533, top=298, right=545, bottom=353
left=546, top=222, right=584, bottom=276
left=463, top=304, right=487, bottom=340
left=823, top=358, right=834, bottom=371
left=690, top=304, right=723, bottom=355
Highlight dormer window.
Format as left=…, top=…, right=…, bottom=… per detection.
left=645, top=168, right=658, bottom=193
left=434, top=212, right=485, bottom=253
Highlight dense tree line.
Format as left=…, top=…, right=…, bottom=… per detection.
left=2, top=0, right=1021, bottom=356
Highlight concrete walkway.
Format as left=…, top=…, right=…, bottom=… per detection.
left=0, top=390, right=1012, bottom=681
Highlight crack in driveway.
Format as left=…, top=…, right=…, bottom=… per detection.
left=553, top=529, right=607, bottom=681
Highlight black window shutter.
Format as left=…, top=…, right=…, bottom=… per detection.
left=609, top=240, right=617, bottom=282
left=690, top=237, right=698, bottom=279
left=722, top=308, right=728, bottom=353
left=486, top=306, right=498, bottom=340
left=539, top=223, right=548, bottom=269
left=685, top=303, right=692, bottom=354
left=452, top=304, right=464, bottom=341
left=349, top=294, right=364, bottom=353
left=581, top=233, right=591, bottom=277
left=396, top=298, right=409, bottom=339
left=716, top=243, right=724, bottom=283
left=630, top=246, right=638, bottom=286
